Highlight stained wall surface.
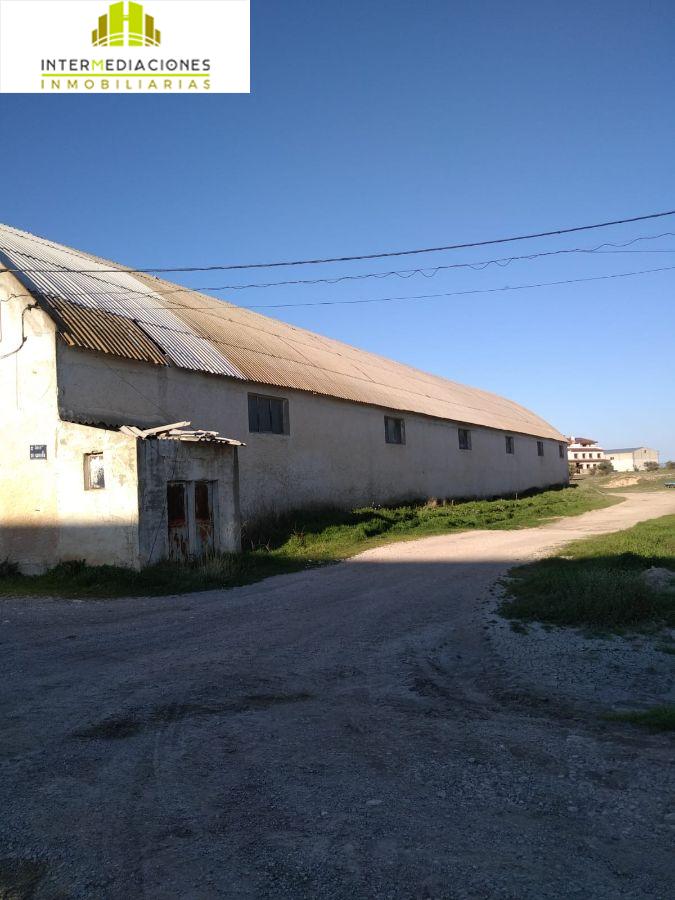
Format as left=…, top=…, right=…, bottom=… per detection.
left=56, top=345, right=570, bottom=522
left=0, top=286, right=139, bottom=572
left=137, top=439, right=241, bottom=565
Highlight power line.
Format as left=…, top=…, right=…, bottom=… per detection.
left=0, top=302, right=38, bottom=359
left=239, top=264, right=675, bottom=309
left=4, top=266, right=673, bottom=376
left=33, top=262, right=674, bottom=315
left=160, top=233, right=675, bottom=291
left=3, top=208, right=675, bottom=274
left=3, top=231, right=675, bottom=301
left=8, top=262, right=674, bottom=316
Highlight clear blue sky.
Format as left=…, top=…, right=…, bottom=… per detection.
left=2, top=1, right=674, bottom=458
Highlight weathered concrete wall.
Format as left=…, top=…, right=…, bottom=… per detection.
left=0, top=416, right=141, bottom=574
left=0, top=282, right=141, bottom=571
left=609, top=448, right=659, bottom=472
left=137, top=440, right=241, bottom=565
left=1, top=283, right=63, bottom=572
left=56, top=346, right=570, bottom=522
left=53, top=423, right=140, bottom=568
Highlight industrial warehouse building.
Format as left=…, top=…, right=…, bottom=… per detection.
left=606, top=447, right=659, bottom=472
left=0, top=223, right=568, bottom=572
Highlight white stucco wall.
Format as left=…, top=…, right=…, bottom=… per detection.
left=55, top=345, right=569, bottom=521
left=1, top=288, right=56, bottom=570
left=0, top=288, right=141, bottom=571
left=608, top=449, right=659, bottom=472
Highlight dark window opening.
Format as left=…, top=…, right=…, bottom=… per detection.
left=559, top=444, right=565, bottom=458
left=384, top=415, right=405, bottom=444
left=505, top=435, right=515, bottom=455
left=458, top=428, right=472, bottom=451
left=537, top=441, right=545, bottom=457
left=84, top=452, right=105, bottom=490
left=248, top=393, right=288, bottom=434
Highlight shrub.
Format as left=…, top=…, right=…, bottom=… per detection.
left=0, top=559, right=20, bottom=578
left=643, top=461, right=660, bottom=471
left=596, top=460, right=614, bottom=474
left=665, top=460, right=675, bottom=470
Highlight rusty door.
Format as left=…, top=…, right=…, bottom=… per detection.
left=194, top=480, right=215, bottom=558
left=167, top=482, right=189, bottom=561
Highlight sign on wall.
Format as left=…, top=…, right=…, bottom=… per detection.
left=29, top=445, right=48, bottom=460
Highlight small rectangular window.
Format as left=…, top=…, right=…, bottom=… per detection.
left=458, top=428, right=472, bottom=451
left=84, top=452, right=105, bottom=490
left=537, top=441, right=545, bottom=457
left=384, top=416, right=405, bottom=444
left=559, top=444, right=565, bottom=458
left=505, top=435, right=514, bottom=455
left=248, top=393, right=289, bottom=434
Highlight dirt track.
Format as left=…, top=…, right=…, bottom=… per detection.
left=2, top=492, right=675, bottom=899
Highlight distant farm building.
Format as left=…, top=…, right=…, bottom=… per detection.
left=0, top=223, right=568, bottom=572
left=567, top=437, right=607, bottom=474
left=606, top=447, right=659, bottom=472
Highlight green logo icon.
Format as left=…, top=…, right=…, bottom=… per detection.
left=92, top=2, right=161, bottom=47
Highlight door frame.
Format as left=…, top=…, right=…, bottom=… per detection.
left=166, top=479, right=219, bottom=561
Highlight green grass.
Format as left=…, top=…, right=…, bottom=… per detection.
left=500, top=515, right=675, bottom=629
left=0, top=485, right=616, bottom=599
left=605, top=705, right=675, bottom=732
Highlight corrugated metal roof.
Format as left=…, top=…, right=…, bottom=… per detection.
left=0, top=222, right=565, bottom=440
left=41, top=295, right=168, bottom=366
left=0, top=224, right=241, bottom=378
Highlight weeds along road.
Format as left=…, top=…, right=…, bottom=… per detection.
left=2, top=491, right=675, bottom=899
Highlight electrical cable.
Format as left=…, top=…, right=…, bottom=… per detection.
left=3, top=231, right=675, bottom=303
left=239, top=264, right=675, bottom=309
left=0, top=231, right=675, bottom=297
left=2, top=208, right=675, bottom=274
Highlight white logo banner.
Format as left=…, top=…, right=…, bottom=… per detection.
left=0, top=0, right=250, bottom=93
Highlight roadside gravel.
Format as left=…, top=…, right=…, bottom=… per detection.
left=488, top=605, right=675, bottom=711
left=1, top=491, right=674, bottom=899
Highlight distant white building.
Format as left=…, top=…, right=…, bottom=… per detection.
left=567, top=437, right=607, bottom=474
left=606, top=447, right=659, bottom=472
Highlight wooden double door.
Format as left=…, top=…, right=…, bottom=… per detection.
left=167, top=480, right=216, bottom=561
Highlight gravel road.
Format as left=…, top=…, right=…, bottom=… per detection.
left=2, top=492, right=674, bottom=899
